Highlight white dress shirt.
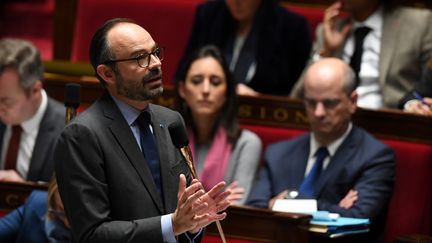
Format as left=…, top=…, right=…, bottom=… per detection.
left=1, top=89, right=48, bottom=179
left=305, top=123, right=353, bottom=176
left=343, top=7, right=384, bottom=109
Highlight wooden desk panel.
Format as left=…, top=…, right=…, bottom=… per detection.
left=206, top=205, right=311, bottom=243
left=0, top=181, right=48, bottom=211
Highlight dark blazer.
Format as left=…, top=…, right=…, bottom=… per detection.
left=0, top=190, right=49, bottom=243
left=247, top=126, right=395, bottom=237
left=175, top=0, right=311, bottom=96
left=0, top=97, right=65, bottom=182
left=54, top=92, right=197, bottom=243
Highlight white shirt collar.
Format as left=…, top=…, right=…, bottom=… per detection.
left=310, top=122, right=353, bottom=158
left=353, top=6, right=383, bottom=35
left=21, top=89, right=48, bottom=134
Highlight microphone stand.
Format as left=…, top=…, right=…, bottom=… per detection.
left=179, top=146, right=227, bottom=243
left=65, top=107, right=77, bottom=124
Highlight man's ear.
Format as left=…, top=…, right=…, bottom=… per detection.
left=96, top=64, right=116, bottom=85
left=32, top=80, right=42, bottom=93
left=350, top=90, right=358, bottom=113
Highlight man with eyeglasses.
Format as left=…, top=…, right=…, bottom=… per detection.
left=54, top=18, right=231, bottom=243
left=247, top=58, right=395, bottom=241
left=0, top=38, right=65, bottom=182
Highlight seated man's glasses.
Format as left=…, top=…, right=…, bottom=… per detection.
left=104, top=47, right=164, bottom=68
left=304, top=98, right=342, bottom=110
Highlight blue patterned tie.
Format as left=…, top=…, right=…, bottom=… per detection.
left=299, top=147, right=329, bottom=197
left=136, top=112, right=162, bottom=196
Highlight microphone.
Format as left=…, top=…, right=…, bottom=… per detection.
left=168, top=119, right=197, bottom=178
left=168, top=118, right=227, bottom=243
left=64, top=83, right=81, bottom=124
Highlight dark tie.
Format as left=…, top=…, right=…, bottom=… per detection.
left=5, top=125, right=23, bottom=171
left=299, top=147, right=329, bottom=197
left=136, top=112, right=162, bottom=196
left=349, top=26, right=372, bottom=87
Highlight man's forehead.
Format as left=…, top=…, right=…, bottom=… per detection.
left=107, top=23, right=155, bottom=53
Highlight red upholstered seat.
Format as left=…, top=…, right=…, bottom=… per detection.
left=71, top=0, right=203, bottom=84
left=383, top=139, right=432, bottom=243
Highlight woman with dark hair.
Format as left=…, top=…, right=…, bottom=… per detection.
left=176, top=45, right=262, bottom=205
left=175, top=0, right=311, bottom=96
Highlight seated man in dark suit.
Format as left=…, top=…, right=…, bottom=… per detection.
left=247, top=58, right=395, bottom=241
left=0, top=38, right=65, bottom=182
left=399, top=57, right=432, bottom=115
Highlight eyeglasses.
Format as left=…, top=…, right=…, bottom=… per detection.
left=304, top=98, right=342, bottom=110
left=104, top=47, right=164, bottom=68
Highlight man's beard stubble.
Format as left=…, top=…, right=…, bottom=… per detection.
left=116, top=68, right=163, bottom=101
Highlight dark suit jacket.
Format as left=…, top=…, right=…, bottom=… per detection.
left=0, top=97, right=65, bottom=182
left=54, top=92, right=198, bottom=243
left=175, top=0, right=311, bottom=96
left=247, top=126, right=395, bottom=238
left=0, top=190, right=49, bottom=243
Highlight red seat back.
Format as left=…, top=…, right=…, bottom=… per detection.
left=383, top=139, right=432, bottom=243
left=71, top=0, right=203, bottom=84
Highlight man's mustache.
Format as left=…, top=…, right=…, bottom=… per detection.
left=143, top=68, right=162, bottom=83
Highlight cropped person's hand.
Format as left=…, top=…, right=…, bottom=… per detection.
left=404, top=98, right=432, bottom=116
left=236, top=84, right=259, bottom=97
left=0, top=170, right=25, bottom=182
left=268, top=190, right=289, bottom=209
left=321, top=1, right=352, bottom=57
left=225, top=181, right=245, bottom=205
left=172, top=174, right=231, bottom=235
left=339, top=189, right=358, bottom=209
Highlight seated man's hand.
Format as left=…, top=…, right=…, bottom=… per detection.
left=269, top=190, right=289, bottom=209
left=172, top=174, right=231, bottom=235
left=0, top=170, right=25, bottom=182
left=236, top=84, right=259, bottom=97
left=339, top=189, right=358, bottom=209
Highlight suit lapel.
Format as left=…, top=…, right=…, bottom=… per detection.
left=148, top=106, right=177, bottom=213
left=379, top=8, right=401, bottom=87
left=292, top=137, right=311, bottom=187
left=314, top=128, right=357, bottom=197
left=28, top=100, right=56, bottom=180
left=0, top=124, right=4, bottom=157
left=102, top=94, right=164, bottom=213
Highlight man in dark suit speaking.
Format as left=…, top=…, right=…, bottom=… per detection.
left=247, top=58, right=395, bottom=241
left=54, top=18, right=231, bottom=243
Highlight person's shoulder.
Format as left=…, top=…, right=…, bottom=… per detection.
left=25, top=190, right=48, bottom=208
left=387, top=6, right=432, bottom=22
left=267, top=133, right=309, bottom=152
left=149, top=104, right=181, bottom=122
left=351, top=126, right=391, bottom=151
left=47, top=97, right=66, bottom=115
left=238, top=129, right=262, bottom=146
